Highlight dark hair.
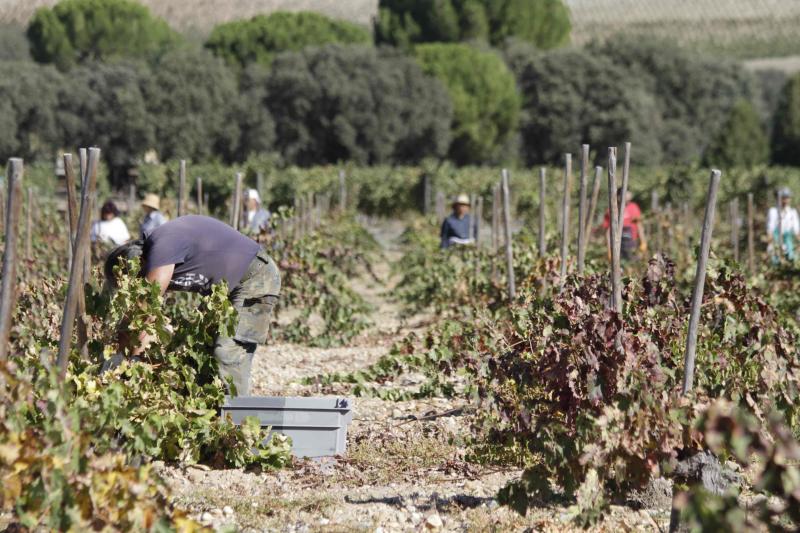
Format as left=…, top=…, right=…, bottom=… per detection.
left=103, top=240, right=144, bottom=289
left=101, top=200, right=120, bottom=218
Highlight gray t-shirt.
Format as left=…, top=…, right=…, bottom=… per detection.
left=143, top=215, right=260, bottom=293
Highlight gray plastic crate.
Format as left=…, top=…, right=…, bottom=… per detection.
left=221, top=396, right=354, bottom=458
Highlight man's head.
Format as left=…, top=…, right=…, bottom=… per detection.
left=452, top=194, right=470, bottom=217
left=244, top=189, right=260, bottom=211
left=616, top=187, right=633, bottom=206
left=100, top=200, right=119, bottom=221
left=780, top=187, right=792, bottom=207
left=141, top=193, right=160, bottom=215
left=104, top=240, right=144, bottom=290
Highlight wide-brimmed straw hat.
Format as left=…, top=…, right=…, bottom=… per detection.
left=141, top=193, right=160, bottom=211
left=452, top=194, right=470, bottom=206
left=779, top=187, right=792, bottom=199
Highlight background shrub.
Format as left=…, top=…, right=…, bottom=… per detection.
left=704, top=99, right=769, bottom=168
left=26, top=0, right=179, bottom=70
left=206, top=11, right=371, bottom=69
left=414, top=43, right=520, bottom=164
left=264, top=44, right=452, bottom=166
left=772, top=72, right=800, bottom=166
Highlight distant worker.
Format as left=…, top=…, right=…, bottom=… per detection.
left=603, top=188, right=646, bottom=261
left=91, top=200, right=130, bottom=246
left=140, top=193, right=168, bottom=238
left=440, top=194, right=474, bottom=249
left=243, top=189, right=271, bottom=234
left=104, top=215, right=281, bottom=396
left=767, top=187, right=800, bottom=262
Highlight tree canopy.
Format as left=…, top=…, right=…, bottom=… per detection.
left=705, top=100, right=768, bottom=168
left=26, top=0, right=179, bottom=70
left=263, top=44, right=452, bottom=165
left=414, top=43, right=519, bottom=164
left=205, top=11, right=371, bottom=69
left=772, top=73, right=800, bottom=166
left=375, top=0, right=570, bottom=49
left=506, top=45, right=662, bottom=166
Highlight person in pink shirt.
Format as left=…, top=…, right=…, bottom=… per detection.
left=602, top=188, right=647, bottom=261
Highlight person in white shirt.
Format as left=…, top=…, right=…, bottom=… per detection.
left=767, top=187, right=800, bottom=262
left=243, top=189, right=271, bottom=235
left=91, top=200, right=131, bottom=246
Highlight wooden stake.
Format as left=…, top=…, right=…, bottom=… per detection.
left=423, top=173, right=431, bottom=215
left=25, top=186, right=32, bottom=261
left=682, top=169, right=722, bottom=395
left=339, top=170, right=346, bottom=212
left=559, top=154, right=572, bottom=284
left=730, top=199, right=739, bottom=263
left=196, top=177, right=203, bottom=215
left=57, top=149, right=99, bottom=375
left=607, top=149, right=622, bottom=314
left=177, top=160, right=186, bottom=217
left=76, top=148, right=99, bottom=360
left=257, top=172, right=264, bottom=204
left=475, top=196, right=483, bottom=246
left=63, top=154, right=78, bottom=247
left=577, top=145, right=589, bottom=274
left=776, top=189, right=783, bottom=262
left=538, top=167, right=546, bottom=257
left=231, top=173, right=243, bottom=230
left=492, top=185, right=499, bottom=252
left=585, top=166, right=602, bottom=247
left=0, top=158, right=24, bottom=361
left=747, top=193, right=755, bottom=273
left=652, top=190, right=661, bottom=253
left=128, top=183, right=136, bottom=217
left=501, top=169, right=515, bottom=300
left=617, top=143, right=631, bottom=230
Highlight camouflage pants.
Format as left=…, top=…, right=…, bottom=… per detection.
left=214, top=250, right=280, bottom=396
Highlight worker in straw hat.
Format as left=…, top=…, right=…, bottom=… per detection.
left=139, top=193, right=168, bottom=239
left=440, top=193, right=475, bottom=249
left=767, top=187, right=800, bottom=263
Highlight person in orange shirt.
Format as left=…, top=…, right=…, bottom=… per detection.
left=603, top=188, right=647, bottom=261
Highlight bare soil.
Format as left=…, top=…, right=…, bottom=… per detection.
left=155, top=220, right=673, bottom=532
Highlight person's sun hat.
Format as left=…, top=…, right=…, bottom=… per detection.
left=141, top=193, right=160, bottom=211
left=244, top=188, right=261, bottom=204
left=453, top=193, right=471, bottom=206
left=779, top=187, right=792, bottom=199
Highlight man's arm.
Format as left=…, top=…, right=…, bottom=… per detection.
left=130, top=263, right=174, bottom=356
left=146, top=263, right=174, bottom=295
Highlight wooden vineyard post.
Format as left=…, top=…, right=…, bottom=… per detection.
left=0, top=180, right=4, bottom=235
left=501, top=169, right=515, bottom=300
left=339, top=170, right=346, bottom=213
left=682, top=169, right=722, bottom=395
left=65, top=209, right=72, bottom=271
left=617, top=143, right=631, bottom=235
left=747, top=193, right=755, bottom=273
left=730, top=199, right=739, bottom=263
left=25, top=186, right=32, bottom=261
left=652, top=190, right=661, bottom=253
left=559, top=154, right=572, bottom=285
left=577, top=145, right=589, bottom=274
left=257, top=172, right=264, bottom=204
left=776, top=189, right=783, bottom=263
left=585, top=166, right=602, bottom=248
left=196, top=177, right=203, bottom=215
left=0, top=159, right=24, bottom=361
left=76, top=149, right=99, bottom=359
left=423, top=173, right=431, bottom=215
left=607, top=149, right=622, bottom=314
left=128, top=183, right=136, bottom=217
left=231, top=172, right=243, bottom=230
left=491, top=184, right=499, bottom=252
left=57, top=149, right=100, bottom=375
left=435, top=191, right=445, bottom=222
left=474, top=196, right=483, bottom=246
left=538, top=167, right=546, bottom=257
left=665, top=203, right=674, bottom=258
left=64, top=154, right=78, bottom=245
left=177, top=160, right=186, bottom=217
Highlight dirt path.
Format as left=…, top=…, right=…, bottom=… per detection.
left=157, top=220, right=670, bottom=532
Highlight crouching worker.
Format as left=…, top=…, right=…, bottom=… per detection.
left=103, top=215, right=280, bottom=396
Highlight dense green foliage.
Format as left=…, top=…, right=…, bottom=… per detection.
left=262, top=45, right=452, bottom=165
left=375, top=0, right=570, bottom=49
left=26, top=0, right=179, bottom=70
left=414, top=43, right=519, bottom=164
left=593, top=35, right=758, bottom=164
left=705, top=99, right=769, bottom=168
left=772, top=72, right=800, bottom=166
left=206, top=11, right=371, bottom=69
left=506, top=45, right=662, bottom=165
